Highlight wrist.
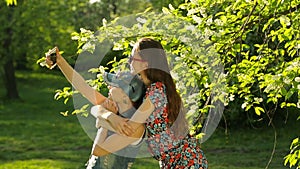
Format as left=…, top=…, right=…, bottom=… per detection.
left=55, top=54, right=63, bottom=66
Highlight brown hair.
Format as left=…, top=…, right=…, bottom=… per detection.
left=135, top=37, right=189, bottom=137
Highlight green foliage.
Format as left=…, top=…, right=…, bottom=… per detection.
left=169, top=0, right=300, bottom=167
left=285, top=137, right=300, bottom=169
left=68, top=9, right=227, bottom=139
left=1, top=0, right=127, bottom=70
left=54, top=87, right=78, bottom=105
left=69, top=0, right=300, bottom=130
left=171, top=0, right=300, bottom=126
left=149, top=0, right=185, bottom=10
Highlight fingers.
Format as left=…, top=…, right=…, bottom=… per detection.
left=118, top=120, right=134, bottom=136
left=45, top=56, right=52, bottom=64
left=104, top=112, right=134, bottom=136
left=101, top=99, right=118, bottom=113
left=45, top=56, right=54, bottom=67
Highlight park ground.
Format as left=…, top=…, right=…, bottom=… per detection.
left=0, top=71, right=298, bottom=169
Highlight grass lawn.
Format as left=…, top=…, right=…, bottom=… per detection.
left=0, top=70, right=298, bottom=169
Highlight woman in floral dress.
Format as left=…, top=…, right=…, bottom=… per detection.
left=102, top=37, right=208, bottom=169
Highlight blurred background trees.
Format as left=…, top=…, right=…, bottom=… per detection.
left=0, top=0, right=154, bottom=99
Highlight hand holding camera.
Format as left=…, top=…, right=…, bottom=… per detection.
left=37, top=46, right=59, bottom=69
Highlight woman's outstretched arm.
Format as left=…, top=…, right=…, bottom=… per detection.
left=46, top=47, right=106, bottom=106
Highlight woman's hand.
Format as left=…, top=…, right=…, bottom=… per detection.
left=44, top=47, right=59, bottom=69
left=108, top=114, right=134, bottom=136
left=101, top=98, right=118, bottom=114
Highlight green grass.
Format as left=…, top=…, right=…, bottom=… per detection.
left=203, top=122, right=298, bottom=169
left=0, top=70, right=299, bottom=169
left=0, top=70, right=90, bottom=169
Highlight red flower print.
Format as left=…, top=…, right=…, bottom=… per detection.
left=184, top=143, right=189, bottom=148
left=156, top=82, right=162, bottom=88
left=188, top=159, right=194, bottom=166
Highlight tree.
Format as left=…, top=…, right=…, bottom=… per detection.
left=0, top=0, right=119, bottom=99
left=172, top=0, right=300, bottom=125
left=167, top=0, right=300, bottom=168
left=1, top=1, right=19, bottom=99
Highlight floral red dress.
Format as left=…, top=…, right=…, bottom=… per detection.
left=145, top=82, right=208, bottom=169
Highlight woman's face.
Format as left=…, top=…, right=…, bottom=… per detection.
left=129, top=49, right=148, bottom=75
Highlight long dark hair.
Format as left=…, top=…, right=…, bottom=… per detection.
left=135, top=37, right=189, bottom=136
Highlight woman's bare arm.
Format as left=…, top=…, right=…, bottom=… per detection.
left=53, top=48, right=106, bottom=105
left=92, top=124, right=145, bottom=156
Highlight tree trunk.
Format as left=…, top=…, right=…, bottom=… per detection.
left=3, top=4, right=19, bottom=100
left=111, top=0, right=117, bottom=15
left=3, top=59, right=19, bottom=99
